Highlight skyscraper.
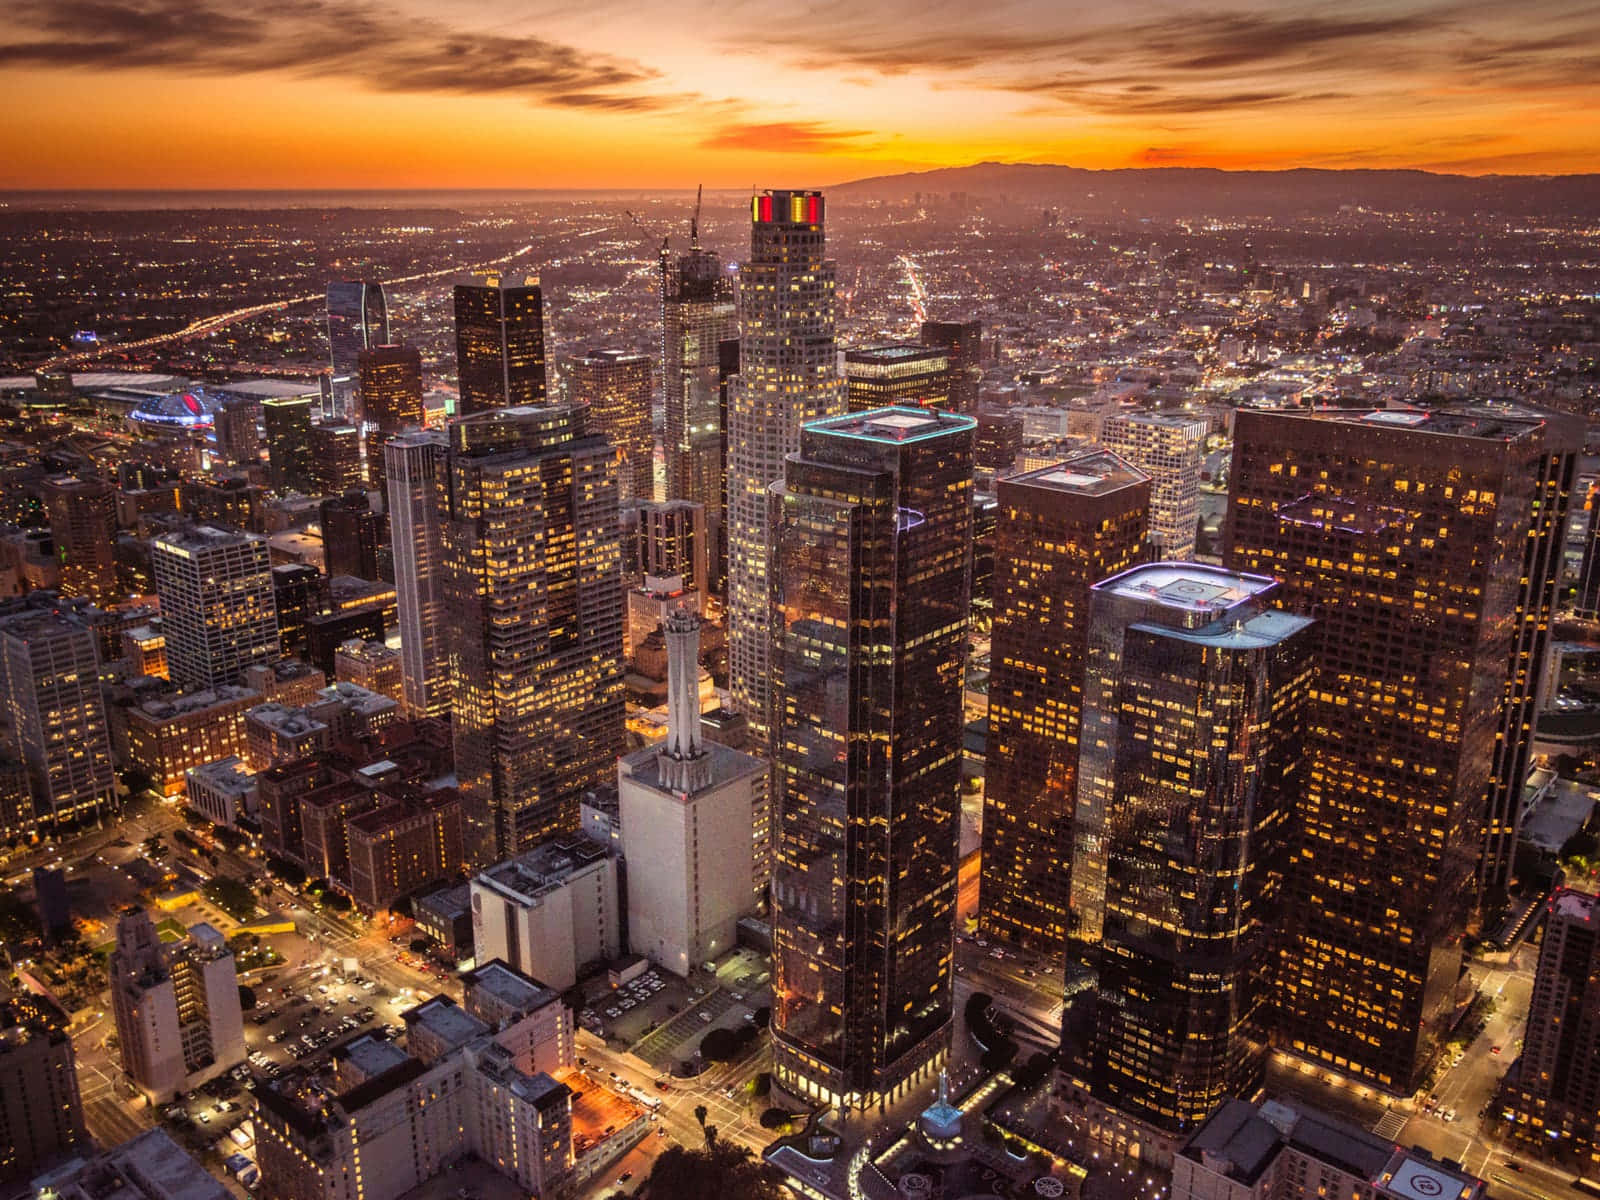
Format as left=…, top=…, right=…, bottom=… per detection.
left=1101, top=411, right=1208, bottom=559
left=1500, top=888, right=1600, bottom=1161
left=979, top=452, right=1150, bottom=960
left=1065, top=563, right=1312, bottom=1136
left=0, top=994, right=85, bottom=1188
left=566, top=349, right=653, bottom=503
left=262, top=395, right=315, bottom=494
left=727, top=190, right=846, bottom=740
left=385, top=430, right=451, bottom=718
left=770, top=407, right=974, bottom=1111
left=0, top=597, right=116, bottom=828
left=41, top=476, right=118, bottom=606
left=1225, top=404, right=1580, bottom=1092
left=638, top=499, right=707, bottom=594
left=326, top=280, right=389, bottom=417
left=920, top=319, right=982, bottom=412
left=454, top=277, right=547, bottom=417
left=663, top=244, right=738, bottom=527
left=844, top=344, right=950, bottom=411
left=358, top=343, right=425, bottom=436
left=319, top=491, right=382, bottom=580
left=442, top=405, right=624, bottom=865
left=151, top=526, right=280, bottom=692
left=307, top=422, right=364, bottom=495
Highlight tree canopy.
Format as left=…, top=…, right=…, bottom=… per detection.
left=637, top=1142, right=789, bottom=1200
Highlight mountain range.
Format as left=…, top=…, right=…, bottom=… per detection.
left=833, top=161, right=1600, bottom=220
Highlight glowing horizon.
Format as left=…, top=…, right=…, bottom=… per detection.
left=2, top=0, right=1597, bottom=190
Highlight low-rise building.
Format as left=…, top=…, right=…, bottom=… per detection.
left=414, top=883, right=473, bottom=960
left=31, top=1127, right=229, bottom=1200
left=345, top=789, right=464, bottom=912
left=124, top=686, right=258, bottom=798
left=470, top=834, right=619, bottom=990
left=183, top=756, right=256, bottom=828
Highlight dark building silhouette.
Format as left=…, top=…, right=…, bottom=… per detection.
left=42, top=476, right=117, bottom=605
left=453, top=277, right=547, bottom=417
left=308, top=423, right=364, bottom=496
left=263, top=395, right=316, bottom=494
left=920, top=319, right=982, bottom=412
left=272, top=563, right=326, bottom=656
left=771, top=407, right=974, bottom=1111
left=319, top=492, right=382, bottom=582
left=0, top=994, right=85, bottom=1188
left=979, top=452, right=1149, bottom=960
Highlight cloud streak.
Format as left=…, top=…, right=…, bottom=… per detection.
left=0, top=0, right=679, bottom=110
left=700, top=121, right=875, bottom=154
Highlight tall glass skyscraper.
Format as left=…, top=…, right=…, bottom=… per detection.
left=770, top=407, right=974, bottom=1112
left=1225, top=404, right=1580, bottom=1092
left=441, top=404, right=624, bottom=866
left=663, top=245, right=738, bottom=523
left=1065, top=562, right=1312, bottom=1135
left=979, top=452, right=1150, bottom=961
left=327, top=281, right=389, bottom=417
left=727, top=190, right=846, bottom=741
left=385, top=430, right=451, bottom=719
left=453, top=277, right=547, bottom=417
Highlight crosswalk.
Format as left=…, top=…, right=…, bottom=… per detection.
left=1373, top=1107, right=1409, bottom=1140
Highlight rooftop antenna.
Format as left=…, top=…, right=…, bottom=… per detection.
left=690, top=184, right=704, bottom=249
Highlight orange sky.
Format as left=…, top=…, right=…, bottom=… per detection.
left=2, top=0, right=1597, bottom=188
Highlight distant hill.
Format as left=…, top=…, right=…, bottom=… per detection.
left=833, top=161, right=1600, bottom=219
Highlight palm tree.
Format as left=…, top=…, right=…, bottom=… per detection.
left=694, top=1103, right=708, bottom=1130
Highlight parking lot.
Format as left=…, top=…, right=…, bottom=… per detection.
left=240, top=960, right=414, bottom=1081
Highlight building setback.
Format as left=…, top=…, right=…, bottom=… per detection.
left=770, top=407, right=974, bottom=1112
left=979, top=452, right=1149, bottom=961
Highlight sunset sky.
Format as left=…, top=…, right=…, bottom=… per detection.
left=2, top=0, right=1597, bottom=189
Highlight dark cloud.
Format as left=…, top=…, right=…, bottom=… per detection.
left=740, top=2, right=1600, bottom=115
left=0, top=0, right=679, bottom=110
left=700, top=121, right=873, bottom=154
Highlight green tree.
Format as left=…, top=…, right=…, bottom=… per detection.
left=637, top=1143, right=788, bottom=1200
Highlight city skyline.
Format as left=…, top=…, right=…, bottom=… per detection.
left=2, top=1, right=1599, bottom=189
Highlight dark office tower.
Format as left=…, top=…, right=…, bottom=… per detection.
left=327, top=280, right=389, bottom=415
left=442, top=404, right=624, bottom=865
left=771, top=407, right=975, bottom=1111
left=263, top=395, right=316, bottom=494
left=385, top=430, right=451, bottom=718
left=974, top=408, right=1024, bottom=472
left=1575, top=484, right=1600, bottom=620
left=152, top=526, right=280, bottom=691
left=567, top=349, right=654, bottom=503
left=319, top=492, right=382, bottom=581
left=639, top=499, right=707, bottom=594
left=1501, top=889, right=1600, bottom=1159
left=307, top=423, right=364, bottom=496
left=728, top=190, right=846, bottom=741
left=453, top=276, right=547, bottom=417
left=664, top=244, right=738, bottom=513
left=271, top=563, right=325, bottom=656
left=844, top=344, right=950, bottom=412
left=213, top=397, right=260, bottom=468
left=1065, top=563, right=1311, bottom=1136
left=0, top=995, right=85, bottom=1188
left=1224, top=404, right=1580, bottom=1092
left=920, top=319, right=982, bottom=413
left=41, top=476, right=118, bottom=605
left=979, top=452, right=1150, bottom=960
left=358, top=343, right=424, bottom=436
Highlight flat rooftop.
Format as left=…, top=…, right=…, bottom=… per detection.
left=807, top=406, right=977, bottom=444
left=404, top=996, right=488, bottom=1050
left=465, top=960, right=557, bottom=1012
left=1098, top=562, right=1276, bottom=614
left=1010, top=449, right=1148, bottom=497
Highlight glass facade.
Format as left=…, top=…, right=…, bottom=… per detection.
left=442, top=404, right=624, bottom=866
left=453, top=278, right=547, bottom=417
left=771, top=407, right=974, bottom=1111
left=566, top=349, right=654, bottom=503
left=844, top=344, right=950, bottom=411
left=1224, top=404, right=1579, bottom=1092
left=662, top=247, right=738, bottom=522
left=979, top=452, right=1150, bottom=961
left=1067, top=563, right=1313, bottom=1134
